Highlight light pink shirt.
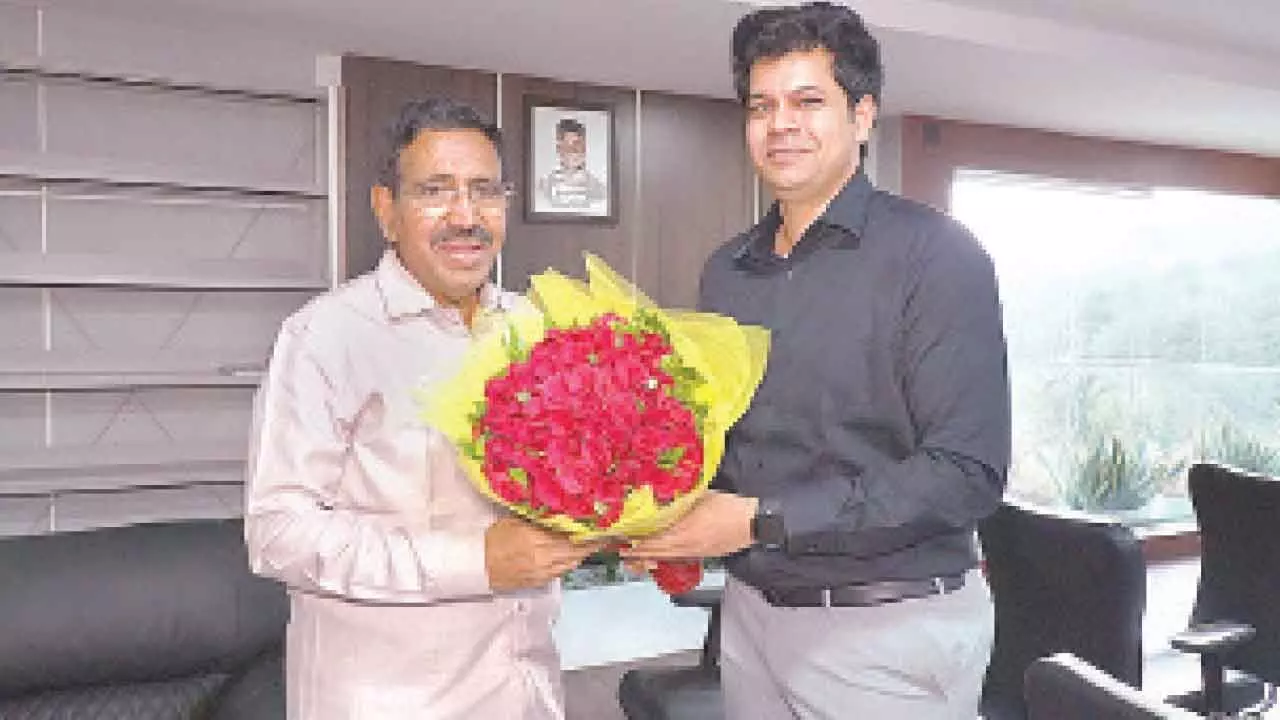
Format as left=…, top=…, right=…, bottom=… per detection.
left=245, top=250, right=564, bottom=720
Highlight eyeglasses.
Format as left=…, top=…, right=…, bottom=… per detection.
left=403, top=180, right=515, bottom=216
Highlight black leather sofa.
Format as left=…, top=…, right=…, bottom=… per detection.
left=0, top=518, right=288, bottom=719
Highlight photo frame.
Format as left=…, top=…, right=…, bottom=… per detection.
left=523, top=97, right=619, bottom=224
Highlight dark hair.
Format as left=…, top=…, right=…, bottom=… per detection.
left=556, top=118, right=586, bottom=138
left=732, top=1, right=883, bottom=111
left=377, top=97, right=503, bottom=192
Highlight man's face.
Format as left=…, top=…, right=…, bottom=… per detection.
left=556, top=131, right=587, bottom=170
left=371, top=129, right=506, bottom=306
left=745, top=48, right=875, bottom=203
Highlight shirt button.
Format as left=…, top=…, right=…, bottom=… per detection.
left=515, top=600, right=529, bottom=614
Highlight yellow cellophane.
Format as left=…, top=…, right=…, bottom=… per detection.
left=420, top=253, right=769, bottom=542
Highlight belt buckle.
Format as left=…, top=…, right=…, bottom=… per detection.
left=932, top=577, right=945, bottom=594
left=821, top=587, right=832, bottom=608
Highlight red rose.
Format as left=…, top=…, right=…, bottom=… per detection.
left=476, top=314, right=704, bottom=551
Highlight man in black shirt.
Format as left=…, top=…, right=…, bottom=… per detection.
left=625, top=3, right=1010, bottom=717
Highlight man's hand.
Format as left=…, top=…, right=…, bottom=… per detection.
left=621, top=491, right=759, bottom=560
left=485, top=517, right=601, bottom=592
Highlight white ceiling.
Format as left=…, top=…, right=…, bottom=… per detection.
left=40, top=0, right=1280, bottom=158
left=925, top=0, right=1280, bottom=60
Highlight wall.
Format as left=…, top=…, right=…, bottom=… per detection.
left=899, top=115, right=1280, bottom=210
left=867, top=115, right=904, bottom=195
left=338, top=56, right=756, bottom=309
left=635, top=91, right=757, bottom=308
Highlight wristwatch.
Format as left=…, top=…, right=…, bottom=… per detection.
left=751, top=498, right=786, bottom=551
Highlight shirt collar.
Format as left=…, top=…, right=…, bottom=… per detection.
left=822, top=169, right=874, bottom=240
left=735, top=170, right=873, bottom=269
left=373, top=249, right=505, bottom=321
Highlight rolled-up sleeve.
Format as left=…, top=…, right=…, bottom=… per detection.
left=244, top=323, right=492, bottom=604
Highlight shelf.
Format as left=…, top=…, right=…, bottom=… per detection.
left=0, top=441, right=245, bottom=478
left=0, top=252, right=328, bottom=291
left=0, top=441, right=247, bottom=496
left=0, top=475, right=244, bottom=497
left=0, top=152, right=326, bottom=199
left=1, top=64, right=322, bottom=105
left=0, top=351, right=265, bottom=391
left=0, top=373, right=261, bottom=391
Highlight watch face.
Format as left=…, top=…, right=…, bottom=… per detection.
left=755, top=512, right=784, bottom=549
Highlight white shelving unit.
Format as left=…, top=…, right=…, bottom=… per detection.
left=0, top=62, right=327, bottom=515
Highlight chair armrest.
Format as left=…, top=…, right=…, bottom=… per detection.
left=669, top=588, right=723, bottom=609
left=1167, top=621, right=1259, bottom=716
left=1170, top=621, right=1255, bottom=656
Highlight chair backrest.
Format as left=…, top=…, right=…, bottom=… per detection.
left=1187, top=462, right=1280, bottom=684
left=1026, top=653, right=1201, bottom=720
left=979, top=500, right=1147, bottom=720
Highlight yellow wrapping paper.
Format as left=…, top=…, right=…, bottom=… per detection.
left=421, top=253, right=769, bottom=541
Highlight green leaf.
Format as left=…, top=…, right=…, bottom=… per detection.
left=510, top=466, right=530, bottom=487
left=460, top=437, right=484, bottom=461
left=657, top=446, right=687, bottom=470
left=503, top=322, right=531, bottom=363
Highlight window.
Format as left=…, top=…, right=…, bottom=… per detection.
left=951, top=169, right=1280, bottom=526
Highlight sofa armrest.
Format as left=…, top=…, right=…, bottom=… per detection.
left=206, top=646, right=285, bottom=720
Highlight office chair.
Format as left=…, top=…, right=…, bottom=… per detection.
left=979, top=500, right=1148, bottom=720
left=1161, top=463, right=1280, bottom=718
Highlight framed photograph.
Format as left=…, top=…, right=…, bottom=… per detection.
left=524, top=98, right=618, bottom=224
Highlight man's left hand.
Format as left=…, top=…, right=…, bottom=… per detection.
left=621, top=491, right=759, bottom=559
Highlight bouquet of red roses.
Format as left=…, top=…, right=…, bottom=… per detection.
left=421, top=254, right=768, bottom=594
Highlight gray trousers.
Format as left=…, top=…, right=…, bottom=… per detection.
left=721, top=569, right=994, bottom=719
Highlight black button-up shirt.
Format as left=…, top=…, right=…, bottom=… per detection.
left=698, top=171, right=1010, bottom=591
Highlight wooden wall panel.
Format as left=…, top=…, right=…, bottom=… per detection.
left=637, top=93, right=755, bottom=309
left=900, top=115, right=1280, bottom=211
left=340, top=56, right=497, bottom=279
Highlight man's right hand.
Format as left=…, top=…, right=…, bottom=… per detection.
left=484, top=516, right=601, bottom=592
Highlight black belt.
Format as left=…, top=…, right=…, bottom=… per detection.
left=759, top=573, right=966, bottom=608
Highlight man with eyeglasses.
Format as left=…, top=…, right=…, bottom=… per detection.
left=245, top=97, right=599, bottom=719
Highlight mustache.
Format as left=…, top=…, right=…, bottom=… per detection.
left=430, top=226, right=494, bottom=247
